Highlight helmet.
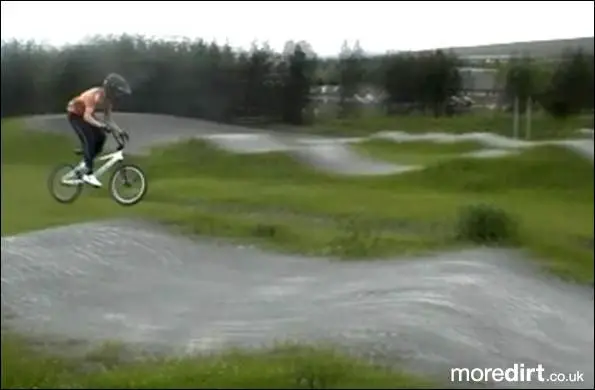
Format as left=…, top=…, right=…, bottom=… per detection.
left=103, top=73, right=131, bottom=99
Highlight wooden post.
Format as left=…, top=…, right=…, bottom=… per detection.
left=525, top=97, right=532, bottom=140
left=513, top=96, right=519, bottom=139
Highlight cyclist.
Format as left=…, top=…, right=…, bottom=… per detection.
left=66, top=73, right=131, bottom=187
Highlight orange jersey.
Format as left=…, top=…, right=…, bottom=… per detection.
left=67, top=87, right=107, bottom=116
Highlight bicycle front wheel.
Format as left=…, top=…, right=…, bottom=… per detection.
left=108, top=163, right=148, bottom=206
left=47, top=163, right=84, bottom=204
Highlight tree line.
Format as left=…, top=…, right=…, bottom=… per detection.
left=501, top=50, right=594, bottom=117
left=1, top=35, right=593, bottom=125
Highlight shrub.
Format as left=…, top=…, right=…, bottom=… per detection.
left=455, top=203, right=518, bottom=245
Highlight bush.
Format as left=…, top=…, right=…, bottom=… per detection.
left=454, top=203, right=518, bottom=245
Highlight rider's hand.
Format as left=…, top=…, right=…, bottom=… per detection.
left=112, top=127, right=128, bottom=141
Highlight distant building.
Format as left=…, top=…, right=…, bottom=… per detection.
left=309, top=84, right=385, bottom=104
left=458, top=67, right=501, bottom=94
left=460, top=54, right=513, bottom=65
left=311, top=68, right=501, bottom=105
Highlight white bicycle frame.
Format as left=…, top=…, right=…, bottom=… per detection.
left=61, top=149, right=125, bottom=185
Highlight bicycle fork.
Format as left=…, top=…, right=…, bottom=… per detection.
left=61, top=162, right=87, bottom=185
left=115, top=162, right=132, bottom=187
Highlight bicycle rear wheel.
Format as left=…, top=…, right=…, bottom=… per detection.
left=108, top=163, right=148, bottom=206
left=48, top=163, right=83, bottom=204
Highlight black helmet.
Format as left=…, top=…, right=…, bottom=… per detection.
left=103, top=73, right=131, bottom=99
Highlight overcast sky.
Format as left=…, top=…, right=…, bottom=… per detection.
left=1, top=1, right=593, bottom=56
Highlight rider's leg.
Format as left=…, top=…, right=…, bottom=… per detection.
left=94, top=130, right=107, bottom=157
left=67, top=113, right=102, bottom=187
left=68, top=113, right=94, bottom=172
left=81, top=130, right=103, bottom=187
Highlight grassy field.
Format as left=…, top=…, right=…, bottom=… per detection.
left=2, top=335, right=434, bottom=389
left=3, top=119, right=593, bottom=277
left=2, top=117, right=593, bottom=388
left=308, top=110, right=592, bottom=139
left=141, top=133, right=592, bottom=282
left=1, top=122, right=453, bottom=258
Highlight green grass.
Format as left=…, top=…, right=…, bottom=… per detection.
left=2, top=335, right=433, bottom=389
left=2, top=117, right=593, bottom=388
left=309, top=111, right=592, bottom=139
left=0, top=122, right=455, bottom=258
left=352, top=139, right=482, bottom=165
left=138, top=133, right=593, bottom=282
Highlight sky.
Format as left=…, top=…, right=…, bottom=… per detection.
left=1, top=1, right=593, bottom=56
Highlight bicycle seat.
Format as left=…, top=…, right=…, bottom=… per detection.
left=73, top=148, right=84, bottom=155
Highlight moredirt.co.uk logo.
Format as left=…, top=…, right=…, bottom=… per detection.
left=450, top=363, right=585, bottom=384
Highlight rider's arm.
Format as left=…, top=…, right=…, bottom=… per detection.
left=103, top=101, right=123, bottom=133
left=82, top=92, right=107, bottom=128
left=83, top=104, right=106, bottom=128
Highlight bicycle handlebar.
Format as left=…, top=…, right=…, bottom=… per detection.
left=109, top=128, right=129, bottom=151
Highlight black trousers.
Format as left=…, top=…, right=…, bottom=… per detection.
left=67, top=113, right=106, bottom=173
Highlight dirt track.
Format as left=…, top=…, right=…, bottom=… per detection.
left=24, top=113, right=594, bottom=176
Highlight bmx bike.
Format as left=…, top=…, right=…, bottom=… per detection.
left=47, top=130, right=148, bottom=206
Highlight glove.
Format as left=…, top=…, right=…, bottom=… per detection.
left=114, top=129, right=129, bottom=141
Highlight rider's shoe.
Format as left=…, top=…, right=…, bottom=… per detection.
left=82, top=174, right=102, bottom=188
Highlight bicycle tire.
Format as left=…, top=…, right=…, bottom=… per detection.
left=108, top=163, right=148, bottom=206
left=47, top=163, right=83, bottom=204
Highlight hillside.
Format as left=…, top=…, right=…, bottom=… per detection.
left=443, top=36, right=594, bottom=58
